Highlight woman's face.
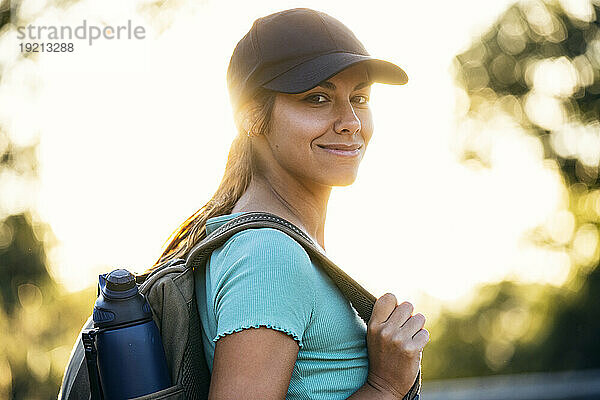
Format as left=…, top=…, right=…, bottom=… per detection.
left=258, top=63, right=374, bottom=188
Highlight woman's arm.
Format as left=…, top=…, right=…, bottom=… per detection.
left=208, top=327, right=299, bottom=399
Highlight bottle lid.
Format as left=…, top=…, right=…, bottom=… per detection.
left=105, top=269, right=136, bottom=291
left=94, top=268, right=150, bottom=328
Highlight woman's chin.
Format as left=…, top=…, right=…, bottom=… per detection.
left=326, top=171, right=359, bottom=187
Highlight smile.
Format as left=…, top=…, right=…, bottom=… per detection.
left=317, top=145, right=362, bottom=157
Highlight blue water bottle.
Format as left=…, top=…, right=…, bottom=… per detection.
left=82, top=269, right=171, bottom=400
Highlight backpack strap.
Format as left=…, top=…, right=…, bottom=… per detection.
left=186, top=211, right=377, bottom=324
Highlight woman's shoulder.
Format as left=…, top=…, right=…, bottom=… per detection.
left=220, top=227, right=311, bottom=263
left=204, top=212, right=316, bottom=286
left=207, top=227, right=316, bottom=297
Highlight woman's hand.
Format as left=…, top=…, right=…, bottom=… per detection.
left=365, top=293, right=429, bottom=399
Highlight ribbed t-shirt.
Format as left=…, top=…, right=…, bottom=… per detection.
left=194, top=212, right=369, bottom=399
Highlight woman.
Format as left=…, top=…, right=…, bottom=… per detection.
left=151, top=8, right=429, bottom=399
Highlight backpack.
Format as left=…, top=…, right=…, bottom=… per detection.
left=58, top=211, right=421, bottom=399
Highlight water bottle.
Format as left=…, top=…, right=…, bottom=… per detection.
left=82, top=269, right=171, bottom=400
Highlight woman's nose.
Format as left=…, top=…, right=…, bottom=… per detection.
left=333, top=101, right=361, bottom=135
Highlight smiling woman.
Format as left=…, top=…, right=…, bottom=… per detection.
left=245, top=64, right=373, bottom=195
left=141, top=7, right=428, bottom=400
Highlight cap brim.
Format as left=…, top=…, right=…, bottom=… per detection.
left=261, top=52, right=408, bottom=93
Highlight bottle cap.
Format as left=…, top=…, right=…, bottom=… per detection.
left=105, top=269, right=136, bottom=292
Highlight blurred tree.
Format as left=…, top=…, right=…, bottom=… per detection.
left=0, top=137, right=50, bottom=315
left=425, top=0, right=600, bottom=380
left=455, top=0, right=599, bottom=185
left=0, top=5, right=94, bottom=400
left=0, top=129, right=95, bottom=400
left=423, top=268, right=600, bottom=378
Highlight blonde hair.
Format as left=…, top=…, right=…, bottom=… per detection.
left=139, top=88, right=277, bottom=278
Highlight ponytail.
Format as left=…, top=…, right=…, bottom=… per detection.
left=139, top=88, right=276, bottom=278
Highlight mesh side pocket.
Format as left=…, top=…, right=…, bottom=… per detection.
left=181, top=295, right=211, bottom=400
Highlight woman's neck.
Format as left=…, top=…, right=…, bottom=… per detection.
left=231, top=174, right=330, bottom=251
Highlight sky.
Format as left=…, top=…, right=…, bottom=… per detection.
left=0, top=0, right=585, bottom=315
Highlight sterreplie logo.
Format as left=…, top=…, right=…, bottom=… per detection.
left=16, top=19, right=146, bottom=49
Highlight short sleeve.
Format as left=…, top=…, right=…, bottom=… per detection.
left=209, top=228, right=315, bottom=348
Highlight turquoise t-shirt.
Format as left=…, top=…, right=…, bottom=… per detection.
left=194, top=212, right=369, bottom=399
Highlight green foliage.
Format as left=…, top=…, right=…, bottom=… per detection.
left=0, top=214, right=52, bottom=315
left=0, top=277, right=94, bottom=399
left=455, top=0, right=600, bottom=187
left=0, top=208, right=95, bottom=398
left=423, top=264, right=600, bottom=379
left=0, top=129, right=95, bottom=398
left=435, top=0, right=600, bottom=380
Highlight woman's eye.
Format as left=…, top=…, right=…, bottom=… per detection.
left=306, top=94, right=328, bottom=104
left=353, top=95, right=369, bottom=104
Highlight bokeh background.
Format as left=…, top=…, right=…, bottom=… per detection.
left=1, top=0, right=600, bottom=398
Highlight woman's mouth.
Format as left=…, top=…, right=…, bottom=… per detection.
left=317, top=144, right=362, bottom=157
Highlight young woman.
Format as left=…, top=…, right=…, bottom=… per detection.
left=151, top=8, right=429, bottom=400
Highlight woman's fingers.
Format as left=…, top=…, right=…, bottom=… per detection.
left=386, top=301, right=414, bottom=329
left=397, top=314, right=427, bottom=352
left=369, top=293, right=398, bottom=326
left=412, top=328, right=430, bottom=348
left=369, top=294, right=428, bottom=348
left=402, top=313, right=426, bottom=334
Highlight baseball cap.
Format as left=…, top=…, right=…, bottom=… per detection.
left=227, top=7, right=408, bottom=114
